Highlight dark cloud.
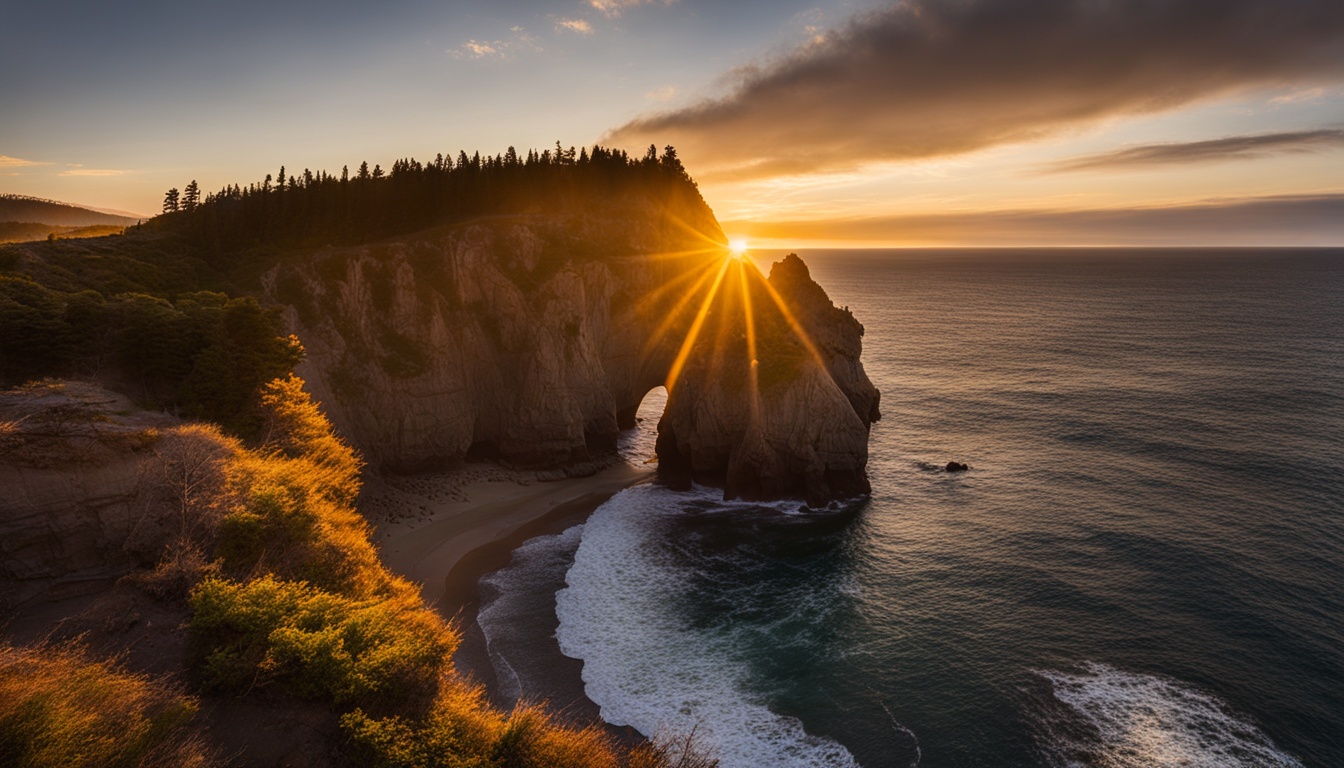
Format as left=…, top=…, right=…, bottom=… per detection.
left=1046, top=129, right=1344, bottom=172
left=608, top=0, right=1344, bottom=180
left=725, top=194, right=1344, bottom=246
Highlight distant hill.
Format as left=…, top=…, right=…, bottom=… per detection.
left=0, top=194, right=139, bottom=227
left=0, top=221, right=126, bottom=244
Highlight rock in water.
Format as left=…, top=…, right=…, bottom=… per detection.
left=945, top=461, right=969, bottom=472
left=656, top=254, right=881, bottom=505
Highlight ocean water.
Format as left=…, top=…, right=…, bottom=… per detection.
left=480, top=249, right=1344, bottom=767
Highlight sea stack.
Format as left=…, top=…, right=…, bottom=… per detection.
left=656, top=253, right=881, bottom=505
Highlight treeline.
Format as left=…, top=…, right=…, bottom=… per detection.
left=155, top=143, right=699, bottom=256
left=0, top=276, right=300, bottom=433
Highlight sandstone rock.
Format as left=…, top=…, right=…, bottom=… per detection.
left=265, top=209, right=881, bottom=504
left=657, top=254, right=881, bottom=505
left=0, top=382, right=178, bottom=609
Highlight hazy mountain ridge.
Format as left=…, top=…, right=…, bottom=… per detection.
left=0, top=221, right=126, bottom=244
left=0, top=194, right=139, bottom=228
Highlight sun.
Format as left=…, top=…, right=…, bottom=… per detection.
left=728, top=238, right=749, bottom=258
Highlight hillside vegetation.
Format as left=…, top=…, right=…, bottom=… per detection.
left=151, top=143, right=704, bottom=258
left=0, top=222, right=125, bottom=245
left=0, top=148, right=719, bottom=766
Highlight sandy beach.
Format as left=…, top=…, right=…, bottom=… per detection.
left=362, top=459, right=653, bottom=728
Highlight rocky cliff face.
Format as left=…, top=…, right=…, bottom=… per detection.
left=265, top=204, right=879, bottom=503
left=0, top=383, right=178, bottom=609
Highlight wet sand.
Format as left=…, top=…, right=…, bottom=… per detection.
left=366, top=460, right=652, bottom=735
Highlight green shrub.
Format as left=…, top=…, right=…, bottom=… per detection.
left=341, top=681, right=619, bottom=768
left=189, top=575, right=454, bottom=707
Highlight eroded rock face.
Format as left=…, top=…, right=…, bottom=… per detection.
left=0, top=382, right=178, bottom=609
left=266, top=211, right=880, bottom=503
left=656, top=254, right=881, bottom=505
left=265, top=211, right=718, bottom=472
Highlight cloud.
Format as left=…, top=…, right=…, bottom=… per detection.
left=724, top=194, right=1344, bottom=246
left=1269, top=86, right=1330, bottom=105
left=451, top=28, right=541, bottom=61
left=588, top=0, right=675, bottom=18
left=0, top=155, right=48, bottom=168
left=607, top=0, right=1344, bottom=181
left=645, top=85, right=678, bottom=102
left=58, top=168, right=129, bottom=177
left=456, top=39, right=502, bottom=59
left=1046, top=129, right=1344, bottom=172
left=555, top=17, right=593, bottom=34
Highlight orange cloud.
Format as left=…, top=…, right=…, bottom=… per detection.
left=1045, top=130, right=1344, bottom=173
left=725, top=194, right=1344, bottom=247
left=0, top=155, right=48, bottom=168
left=57, top=168, right=129, bottom=177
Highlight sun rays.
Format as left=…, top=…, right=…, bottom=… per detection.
left=652, top=241, right=832, bottom=416
left=612, top=214, right=833, bottom=413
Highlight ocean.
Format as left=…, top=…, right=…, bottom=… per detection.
left=478, top=248, right=1344, bottom=767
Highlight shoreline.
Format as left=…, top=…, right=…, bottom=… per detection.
left=365, top=459, right=652, bottom=735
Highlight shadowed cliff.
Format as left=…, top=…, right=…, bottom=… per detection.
left=657, top=253, right=881, bottom=505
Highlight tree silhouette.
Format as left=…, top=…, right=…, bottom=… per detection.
left=163, top=188, right=180, bottom=214
left=182, top=180, right=200, bottom=212
left=143, top=144, right=706, bottom=259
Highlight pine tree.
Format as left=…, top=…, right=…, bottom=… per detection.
left=163, top=188, right=180, bottom=214
left=182, top=180, right=201, bottom=211
left=358, top=161, right=370, bottom=180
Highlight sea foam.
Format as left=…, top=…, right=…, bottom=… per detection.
left=478, top=524, right=586, bottom=706
left=1035, top=662, right=1304, bottom=768
left=556, top=484, right=860, bottom=768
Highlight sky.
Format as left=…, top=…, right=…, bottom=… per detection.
left=3, top=0, right=1343, bottom=246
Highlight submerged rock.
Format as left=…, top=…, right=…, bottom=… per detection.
left=945, top=461, right=969, bottom=472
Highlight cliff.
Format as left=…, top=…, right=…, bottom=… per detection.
left=265, top=203, right=880, bottom=503
left=0, top=382, right=178, bottom=609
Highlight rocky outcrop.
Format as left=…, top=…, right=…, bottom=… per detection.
left=265, top=203, right=880, bottom=503
left=0, top=382, right=178, bottom=609
left=656, top=255, right=881, bottom=505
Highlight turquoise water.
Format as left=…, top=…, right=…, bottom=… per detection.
left=484, top=249, right=1344, bottom=767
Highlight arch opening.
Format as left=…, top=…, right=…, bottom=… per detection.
left=616, top=385, right=666, bottom=465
